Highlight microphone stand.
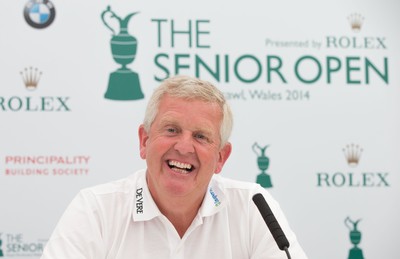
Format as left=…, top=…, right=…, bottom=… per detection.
left=284, top=247, right=291, bottom=259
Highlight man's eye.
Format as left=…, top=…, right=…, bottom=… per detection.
left=167, top=128, right=176, bottom=133
left=194, top=133, right=207, bottom=140
left=166, top=127, right=181, bottom=134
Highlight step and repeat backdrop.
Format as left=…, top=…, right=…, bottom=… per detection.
left=1, top=0, right=399, bottom=258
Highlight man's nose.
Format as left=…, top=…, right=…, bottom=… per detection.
left=174, top=133, right=195, bottom=154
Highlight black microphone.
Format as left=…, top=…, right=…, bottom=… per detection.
left=252, top=193, right=291, bottom=259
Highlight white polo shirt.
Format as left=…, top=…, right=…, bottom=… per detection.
left=41, top=169, right=308, bottom=259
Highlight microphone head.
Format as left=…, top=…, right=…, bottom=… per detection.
left=252, top=193, right=290, bottom=250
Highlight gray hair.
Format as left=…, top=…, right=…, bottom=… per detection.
left=143, top=75, right=233, bottom=147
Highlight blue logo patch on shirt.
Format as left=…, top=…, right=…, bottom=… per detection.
left=209, top=188, right=221, bottom=207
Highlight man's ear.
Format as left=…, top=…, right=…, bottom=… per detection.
left=138, top=124, right=149, bottom=159
left=215, top=142, right=232, bottom=174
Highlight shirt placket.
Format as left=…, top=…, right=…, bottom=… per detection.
left=161, top=214, right=204, bottom=259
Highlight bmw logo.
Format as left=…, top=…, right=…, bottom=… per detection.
left=23, top=0, right=56, bottom=29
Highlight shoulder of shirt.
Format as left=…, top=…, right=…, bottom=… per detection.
left=213, top=174, right=260, bottom=191
left=79, top=169, right=146, bottom=196
left=212, top=174, right=277, bottom=205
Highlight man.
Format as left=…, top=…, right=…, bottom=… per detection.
left=41, top=75, right=308, bottom=258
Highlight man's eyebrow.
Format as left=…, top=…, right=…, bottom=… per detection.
left=193, top=125, right=215, bottom=136
left=159, top=117, right=215, bottom=135
left=158, top=117, right=179, bottom=126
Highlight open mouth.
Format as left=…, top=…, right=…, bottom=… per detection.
left=168, top=160, right=194, bottom=174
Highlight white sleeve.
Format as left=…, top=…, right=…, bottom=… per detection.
left=41, top=190, right=107, bottom=259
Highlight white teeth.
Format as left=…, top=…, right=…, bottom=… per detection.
left=172, top=168, right=190, bottom=174
left=168, top=160, right=192, bottom=170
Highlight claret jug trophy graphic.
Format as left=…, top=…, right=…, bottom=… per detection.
left=0, top=235, right=3, bottom=256
left=252, top=142, right=272, bottom=188
left=345, top=217, right=364, bottom=259
left=101, top=6, right=144, bottom=100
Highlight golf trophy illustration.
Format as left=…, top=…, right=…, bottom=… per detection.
left=101, top=6, right=144, bottom=100
left=345, top=217, right=364, bottom=259
left=252, top=142, right=272, bottom=188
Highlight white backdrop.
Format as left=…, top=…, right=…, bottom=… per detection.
left=1, top=0, right=399, bottom=258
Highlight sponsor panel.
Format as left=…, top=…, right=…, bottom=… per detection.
left=0, top=67, right=71, bottom=112
left=0, top=232, right=47, bottom=257
left=0, top=2, right=397, bottom=259
left=23, top=0, right=56, bottom=29
left=149, top=13, right=389, bottom=103
left=3, top=155, right=91, bottom=176
left=316, top=144, right=390, bottom=188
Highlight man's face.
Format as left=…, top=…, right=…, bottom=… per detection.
left=139, top=94, right=232, bottom=200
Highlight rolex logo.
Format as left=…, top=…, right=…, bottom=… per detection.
left=343, top=144, right=363, bottom=168
left=20, top=67, right=42, bottom=90
left=347, top=13, right=364, bottom=33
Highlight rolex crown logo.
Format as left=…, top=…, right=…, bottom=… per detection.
left=343, top=144, right=363, bottom=167
left=347, top=13, right=364, bottom=33
left=20, top=67, right=42, bottom=90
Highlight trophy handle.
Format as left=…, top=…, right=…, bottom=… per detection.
left=252, top=142, right=261, bottom=156
left=345, top=217, right=362, bottom=231
left=101, top=5, right=121, bottom=35
left=345, top=217, right=353, bottom=230
left=252, top=142, right=269, bottom=157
